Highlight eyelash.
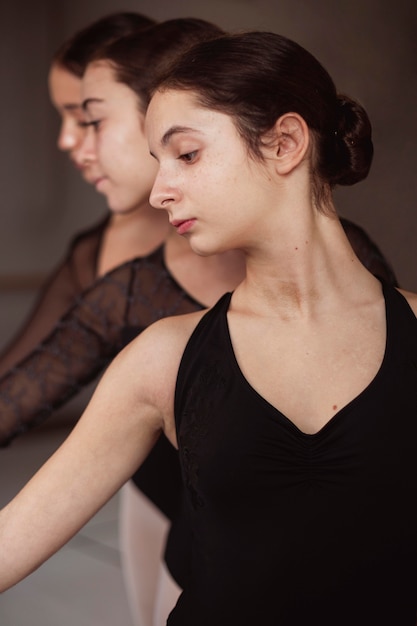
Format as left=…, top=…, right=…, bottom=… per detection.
left=179, top=151, right=198, bottom=163
left=79, top=120, right=101, bottom=131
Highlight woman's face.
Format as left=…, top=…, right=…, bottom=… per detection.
left=48, top=63, right=95, bottom=182
left=147, top=89, right=277, bottom=256
left=81, top=61, right=158, bottom=214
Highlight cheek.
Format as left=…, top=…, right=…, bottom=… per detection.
left=141, top=149, right=158, bottom=178
left=127, top=136, right=158, bottom=180
left=96, top=133, right=123, bottom=169
left=94, top=140, right=106, bottom=168
left=73, top=128, right=87, bottom=152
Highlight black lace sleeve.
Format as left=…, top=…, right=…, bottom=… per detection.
left=0, top=248, right=203, bottom=446
left=0, top=216, right=109, bottom=376
left=0, top=220, right=397, bottom=447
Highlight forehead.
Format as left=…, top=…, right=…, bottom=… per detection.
left=82, top=61, right=117, bottom=93
left=146, top=89, right=234, bottom=146
left=82, top=60, right=138, bottom=107
left=48, top=64, right=82, bottom=106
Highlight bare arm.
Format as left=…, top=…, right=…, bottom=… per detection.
left=0, top=311, right=203, bottom=592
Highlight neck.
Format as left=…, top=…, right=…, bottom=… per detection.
left=165, top=232, right=246, bottom=307
left=109, top=202, right=167, bottom=229
left=97, top=204, right=169, bottom=277
left=238, top=209, right=380, bottom=317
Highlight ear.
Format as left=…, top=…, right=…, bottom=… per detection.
left=269, top=113, right=310, bottom=175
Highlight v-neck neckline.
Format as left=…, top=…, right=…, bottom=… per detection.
left=222, top=283, right=391, bottom=439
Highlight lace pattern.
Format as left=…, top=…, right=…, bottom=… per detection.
left=0, top=248, right=202, bottom=445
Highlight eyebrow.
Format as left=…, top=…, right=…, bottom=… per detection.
left=63, top=103, right=82, bottom=111
left=161, top=125, right=201, bottom=146
left=82, top=98, right=104, bottom=111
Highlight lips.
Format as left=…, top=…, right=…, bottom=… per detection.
left=72, top=161, right=85, bottom=172
left=171, top=218, right=196, bottom=235
left=93, top=176, right=107, bottom=190
left=71, top=160, right=104, bottom=187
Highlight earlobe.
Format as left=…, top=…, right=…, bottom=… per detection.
left=273, top=113, right=309, bottom=175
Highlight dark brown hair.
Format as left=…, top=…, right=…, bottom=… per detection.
left=89, top=18, right=224, bottom=113
left=52, top=12, right=156, bottom=77
left=153, top=31, right=374, bottom=206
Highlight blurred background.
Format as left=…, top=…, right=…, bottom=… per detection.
left=0, top=0, right=416, bottom=623
left=1, top=0, right=416, bottom=292
left=1, top=0, right=416, bottom=346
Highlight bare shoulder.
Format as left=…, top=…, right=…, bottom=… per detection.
left=130, top=308, right=207, bottom=355
left=398, top=288, right=417, bottom=317
left=114, top=309, right=207, bottom=380
left=82, top=309, right=208, bottom=449
left=109, top=309, right=207, bottom=423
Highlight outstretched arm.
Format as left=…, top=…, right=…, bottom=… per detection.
left=0, top=311, right=200, bottom=592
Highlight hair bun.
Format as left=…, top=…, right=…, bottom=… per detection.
left=331, top=94, right=373, bottom=186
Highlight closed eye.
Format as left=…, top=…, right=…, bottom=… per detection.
left=79, top=119, right=101, bottom=131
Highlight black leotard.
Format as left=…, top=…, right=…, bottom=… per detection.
left=171, top=283, right=417, bottom=625
left=0, top=216, right=400, bottom=587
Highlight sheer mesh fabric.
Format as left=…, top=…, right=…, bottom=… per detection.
left=0, top=215, right=398, bottom=447
left=0, top=245, right=202, bottom=446
left=0, top=217, right=108, bottom=375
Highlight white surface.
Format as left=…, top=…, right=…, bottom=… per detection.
left=0, top=425, right=134, bottom=626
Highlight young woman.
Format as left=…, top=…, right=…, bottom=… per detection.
left=1, top=11, right=397, bottom=609
left=0, top=16, right=243, bottom=626
left=79, top=19, right=244, bottom=624
left=0, top=12, right=156, bottom=375
left=0, top=25, right=415, bottom=625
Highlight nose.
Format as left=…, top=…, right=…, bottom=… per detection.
left=149, top=168, right=177, bottom=211
left=72, top=125, right=97, bottom=170
left=57, top=117, right=85, bottom=153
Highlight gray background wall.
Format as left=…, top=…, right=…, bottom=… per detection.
left=1, top=0, right=416, bottom=327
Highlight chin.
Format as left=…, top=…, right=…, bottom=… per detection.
left=189, top=239, right=223, bottom=258
left=108, top=204, right=134, bottom=215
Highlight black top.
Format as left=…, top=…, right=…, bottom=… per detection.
left=0, top=217, right=202, bottom=521
left=172, top=283, right=417, bottom=625
left=0, top=215, right=398, bottom=447
left=0, top=216, right=400, bottom=585
left=0, top=244, right=203, bottom=448
left=0, top=217, right=108, bottom=376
